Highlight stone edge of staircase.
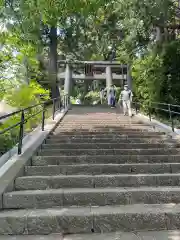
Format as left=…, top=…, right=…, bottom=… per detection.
left=135, top=112, right=180, bottom=139
left=0, top=108, right=68, bottom=209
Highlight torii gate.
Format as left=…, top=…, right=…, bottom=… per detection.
left=57, top=60, right=132, bottom=96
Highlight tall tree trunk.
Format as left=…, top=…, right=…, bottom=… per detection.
left=49, top=26, right=60, bottom=99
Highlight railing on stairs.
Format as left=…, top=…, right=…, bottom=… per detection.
left=133, top=101, right=180, bottom=132
left=0, top=94, right=69, bottom=155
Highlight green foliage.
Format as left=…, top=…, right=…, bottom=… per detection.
left=132, top=53, right=163, bottom=106
left=84, top=91, right=100, bottom=104
left=4, top=81, right=49, bottom=108
left=132, top=40, right=180, bottom=113
left=160, top=40, right=180, bottom=104
left=0, top=81, right=50, bottom=155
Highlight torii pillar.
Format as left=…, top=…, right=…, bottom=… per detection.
left=106, top=65, right=113, bottom=89
left=64, top=63, right=72, bottom=96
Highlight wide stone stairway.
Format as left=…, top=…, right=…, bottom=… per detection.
left=1, top=106, right=180, bottom=239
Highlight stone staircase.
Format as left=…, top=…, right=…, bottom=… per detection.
left=1, top=106, right=180, bottom=239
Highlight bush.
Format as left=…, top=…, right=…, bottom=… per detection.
left=84, top=91, right=100, bottom=104
left=132, top=40, right=180, bottom=119
left=132, top=53, right=163, bottom=111
left=133, top=41, right=180, bottom=106
left=0, top=81, right=50, bottom=155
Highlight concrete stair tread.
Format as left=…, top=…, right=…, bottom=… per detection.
left=0, top=203, right=179, bottom=217
left=46, top=140, right=173, bottom=144
left=54, top=129, right=155, bottom=133
left=40, top=148, right=179, bottom=151
left=25, top=163, right=180, bottom=176
left=42, top=143, right=177, bottom=149
left=17, top=173, right=180, bottom=179
left=0, top=203, right=180, bottom=235
left=52, top=132, right=165, bottom=136
left=15, top=173, right=180, bottom=190
left=50, top=134, right=168, bottom=139
left=6, top=186, right=180, bottom=195
left=51, top=131, right=166, bottom=135
left=3, top=231, right=180, bottom=239
left=64, top=231, right=180, bottom=240
left=47, top=137, right=173, bottom=142
left=0, top=235, right=63, bottom=240
left=5, top=186, right=180, bottom=209
left=60, top=123, right=150, bottom=125
left=28, top=163, right=180, bottom=166
left=1, top=231, right=180, bottom=240
left=39, top=148, right=180, bottom=156
left=33, top=154, right=180, bottom=159
left=32, top=155, right=180, bottom=165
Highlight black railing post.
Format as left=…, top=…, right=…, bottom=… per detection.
left=42, top=103, right=46, bottom=131
left=18, top=110, right=25, bottom=155
left=168, top=104, right=174, bottom=132
left=52, top=99, right=56, bottom=120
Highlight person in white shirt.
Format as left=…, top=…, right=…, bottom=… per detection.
left=99, top=88, right=104, bottom=104
left=119, top=85, right=133, bottom=116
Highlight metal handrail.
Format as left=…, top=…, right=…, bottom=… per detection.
left=0, top=94, right=69, bottom=155
left=133, top=101, right=180, bottom=132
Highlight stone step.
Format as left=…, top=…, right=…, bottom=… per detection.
left=1, top=231, right=180, bottom=240
left=60, top=117, right=137, bottom=121
left=46, top=137, right=172, bottom=144
left=53, top=129, right=157, bottom=134
left=61, top=118, right=137, bottom=120
left=15, top=173, right=180, bottom=190
left=50, top=133, right=166, bottom=138
left=0, top=204, right=179, bottom=235
left=56, top=126, right=154, bottom=131
left=60, top=121, right=147, bottom=124
left=4, top=187, right=180, bottom=209
left=48, top=136, right=171, bottom=142
left=63, top=231, right=180, bottom=240
left=61, top=120, right=142, bottom=123
left=25, top=163, right=180, bottom=176
left=60, top=124, right=151, bottom=128
left=32, top=155, right=180, bottom=165
left=42, top=143, right=176, bottom=150
left=0, top=235, right=63, bottom=240
left=39, top=148, right=180, bottom=156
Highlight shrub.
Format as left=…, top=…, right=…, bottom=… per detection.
left=84, top=91, right=100, bottom=104
left=0, top=81, right=50, bottom=155
left=133, top=41, right=180, bottom=106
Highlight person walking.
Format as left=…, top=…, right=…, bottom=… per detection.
left=108, top=85, right=116, bottom=108
left=119, top=85, right=133, bottom=116
left=99, top=88, right=104, bottom=104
